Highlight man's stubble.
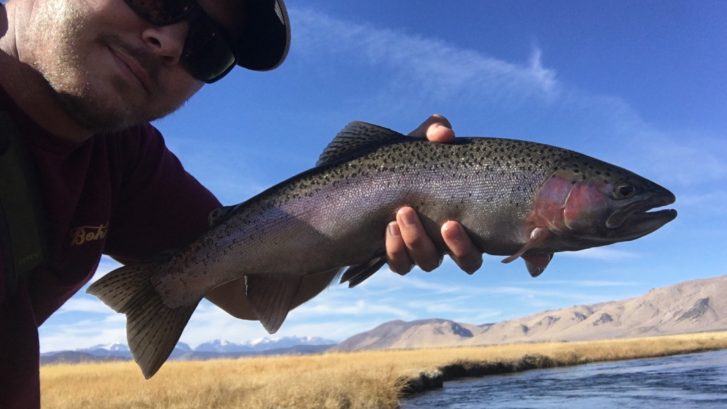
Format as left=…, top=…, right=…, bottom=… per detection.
left=23, top=0, right=169, bottom=132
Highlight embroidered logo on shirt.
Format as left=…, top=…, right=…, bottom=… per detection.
left=70, top=223, right=109, bottom=246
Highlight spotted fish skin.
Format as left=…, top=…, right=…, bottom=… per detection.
left=88, top=121, right=676, bottom=378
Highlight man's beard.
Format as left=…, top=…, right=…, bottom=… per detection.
left=48, top=34, right=165, bottom=133
left=24, top=1, right=177, bottom=133
left=51, top=81, right=139, bottom=133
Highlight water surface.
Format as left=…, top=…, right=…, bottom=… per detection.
left=402, top=349, right=727, bottom=408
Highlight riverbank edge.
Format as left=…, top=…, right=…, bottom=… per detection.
left=398, top=337, right=727, bottom=398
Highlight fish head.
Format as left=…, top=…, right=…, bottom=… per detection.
left=533, top=163, right=677, bottom=250
left=563, top=176, right=676, bottom=243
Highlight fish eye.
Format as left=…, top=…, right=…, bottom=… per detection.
left=613, top=184, right=636, bottom=199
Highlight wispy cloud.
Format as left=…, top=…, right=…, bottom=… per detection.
left=560, top=247, right=640, bottom=261
left=87, top=256, right=121, bottom=283
left=634, top=131, right=727, bottom=187
left=527, top=47, right=559, bottom=97
left=677, top=191, right=727, bottom=217
left=533, top=279, right=638, bottom=288
left=294, top=298, right=416, bottom=320
left=56, top=297, right=111, bottom=314
left=39, top=315, right=126, bottom=352
left=290, top=6, right=727, bottom=192
left=291, top=7, right=560, bottom=107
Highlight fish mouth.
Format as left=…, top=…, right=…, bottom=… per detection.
left=605, top=191, right=677, bottom=239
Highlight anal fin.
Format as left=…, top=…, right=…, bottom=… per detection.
left=522, top=253, right=553, bottom=277
left=245, top=274, right=302, bottom=334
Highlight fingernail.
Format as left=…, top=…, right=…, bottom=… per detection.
left=399, top=209, right=416, bottom=226
left=388, top=222, right=400, bottom=237
left=442, top=222, right=462, bottom=242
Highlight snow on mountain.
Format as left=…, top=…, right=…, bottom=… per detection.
left=245, top=336, right=336, bottom=351
left=81, top=343, right=130, bottom=358
left=87, top=343, right=129, bottom=352
left=195, top=339, right=254, bottom=353
left=195, top=336, right=336, bottom=353
left=41, top=337, right=338, bottom=364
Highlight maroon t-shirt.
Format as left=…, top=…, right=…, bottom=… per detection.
left=0, top=88, right=221, bottom=409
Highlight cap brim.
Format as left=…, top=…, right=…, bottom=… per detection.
left=234, top=0, right=291, bottom=71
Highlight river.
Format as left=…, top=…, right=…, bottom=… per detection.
left=401, top=349, right=727, bottom=408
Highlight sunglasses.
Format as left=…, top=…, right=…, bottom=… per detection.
left=124, top=0, right=237, bottom=83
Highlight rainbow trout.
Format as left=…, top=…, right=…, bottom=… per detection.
left=89, top=122, right=676, bottom=378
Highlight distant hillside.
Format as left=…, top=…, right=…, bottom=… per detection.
left=335, top=275, right=727, bottom=351
left=43, top=276, right=727, bottom=360
left=335, top=319, right=482, bottom=351
left=40, top=351, right=125, bottom=365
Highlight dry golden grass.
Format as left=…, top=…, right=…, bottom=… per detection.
left=41, top=331, right=727, bottom=409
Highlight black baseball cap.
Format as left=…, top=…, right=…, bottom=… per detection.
left=234, top=0, right=291, bottom=71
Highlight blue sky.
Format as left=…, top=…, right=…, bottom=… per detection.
left=39, top=1, right=727, bottom=352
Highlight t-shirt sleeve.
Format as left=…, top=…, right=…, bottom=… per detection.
left=104, top=123, right=221, bottom=262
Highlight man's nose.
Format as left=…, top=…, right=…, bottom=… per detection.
left=141, top=22, right=188, bottom=65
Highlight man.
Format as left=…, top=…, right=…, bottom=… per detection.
left=0, top=0, right=482, bottom=407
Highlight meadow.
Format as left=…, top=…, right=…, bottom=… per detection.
left=41, top=331, right=727, bottom=409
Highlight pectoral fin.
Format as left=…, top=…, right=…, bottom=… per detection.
left=245, top=274, right=302, bottom=334
left=502, top=227, right=551, bottom=264
left=340, top=255, right=387, bottom=288
left=522, top=253, right=554, bottom=277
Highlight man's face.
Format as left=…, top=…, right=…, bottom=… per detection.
left=20, top=0, right=206, bottom=132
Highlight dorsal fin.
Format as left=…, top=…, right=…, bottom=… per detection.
left=316, top=121, right=406, bottom=166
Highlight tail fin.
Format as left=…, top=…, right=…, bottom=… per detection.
left=87, top=263, right=198, bottom=379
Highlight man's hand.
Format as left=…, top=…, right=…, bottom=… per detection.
left=385, top=114, right=484, bottom=275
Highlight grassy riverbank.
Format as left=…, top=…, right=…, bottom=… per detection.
left=41, top=331, right=727, bottom=409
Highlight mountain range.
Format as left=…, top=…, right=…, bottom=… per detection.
left=335, top=275, right=727, bottom=351
left=41, top=336, right=336, bottom=364
left=42, top=275, right=727, bottom=363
